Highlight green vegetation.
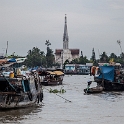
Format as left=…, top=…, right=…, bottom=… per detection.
left=24, top=47, right=46, bottom=67
left=9, top=40, right=124, bottom=68
left=24, top=47, right=124, bottom=68
left=23, top=40, right=55, bottom=68
left=49, top=88, right=66, bottom=93
left=64, top=48, right=124, bottom=66
left=45, top=40, right=55, bottom=68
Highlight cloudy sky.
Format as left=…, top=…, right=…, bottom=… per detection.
left=0, top=0, right=124, bottom=59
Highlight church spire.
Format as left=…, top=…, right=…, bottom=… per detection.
left=63, top=14, right=69, bottom=49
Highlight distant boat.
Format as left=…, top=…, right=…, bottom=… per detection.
left=64, top=64, right=90, bottom=75
left=0, top=63, right=43, bottom=109
left=38, top=69, right=64, bottom=86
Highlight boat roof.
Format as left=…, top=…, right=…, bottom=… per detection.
left=47, top=71, right=56, bottom=75
left=53, top=71, right=64, bottom=76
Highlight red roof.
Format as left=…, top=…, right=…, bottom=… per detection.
left=55, top=49, right=63, bottom=55
left=70, top=49, right=79, bottom=55
left=55, top=49, right=79, bottom=55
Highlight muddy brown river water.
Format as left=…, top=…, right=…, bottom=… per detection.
left=0, top=75, right=124, bottom=124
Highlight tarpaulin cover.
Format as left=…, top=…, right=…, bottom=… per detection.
left=8, top=58, right=16, bottom=62
left=96, top=66, right=115, bottom=82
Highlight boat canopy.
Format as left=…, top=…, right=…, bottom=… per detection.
left=47, top=71, right=56, bottom=75
left=53, top=71, right=64, bottom=76
left=96, top=66, right=115, bottom=82
left=8, top=58, right=16, bottom=62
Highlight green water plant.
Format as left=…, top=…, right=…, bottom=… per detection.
left=49, top=88, right=66, bottom=93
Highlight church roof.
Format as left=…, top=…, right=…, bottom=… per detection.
left=70, top=49, right=80, bottom=55
left=55, top=49, right=63, bottom=55
left=55, top=49, right=79, bottom=55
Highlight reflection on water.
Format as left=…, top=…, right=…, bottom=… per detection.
left=91, top=91, right=123, bottom=102
left=0, top=75, right=124, bottom=124
left=0, top=106, right=42, bottom=123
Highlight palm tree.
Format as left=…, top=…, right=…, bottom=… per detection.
left=100, top=52, right=108, bottom=63
left=45, top=40, right=51, bottom=47
left=109, top=53, right=117, bottom=62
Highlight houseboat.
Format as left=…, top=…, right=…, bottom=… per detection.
left=0, top=62, right=43, bottom=109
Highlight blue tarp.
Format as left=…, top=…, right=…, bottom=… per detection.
left=96, top=66, right=115, bottom=82
left=8, top=58, right=16, bottom=62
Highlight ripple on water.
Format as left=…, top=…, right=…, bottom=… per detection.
left=0, top=75, right=124, bottom=124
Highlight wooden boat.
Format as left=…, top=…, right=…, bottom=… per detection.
left=38, top=70, right=64, bottom=86
left=84, top=86, right=103, bottom=94
left=0, top=63, right=43, bottom=109
left=92, top=65, right=124, bottom=91
left=84, top=64, right=124, bottom=94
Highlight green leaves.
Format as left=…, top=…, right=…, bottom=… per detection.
left=49, top=88, right=66, bottom=93
left=25, top=47, right=45, bottom=67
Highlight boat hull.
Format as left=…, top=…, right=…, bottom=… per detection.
left=0, top=71, right=43, bottom=109
left=41, top=80, right=61, bottom=86
left=0, top=90, right=43, bottom=109
left=84, top=86, right=103, bottom=94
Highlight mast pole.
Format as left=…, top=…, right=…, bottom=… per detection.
left=5, top=41, right=8, bottom=57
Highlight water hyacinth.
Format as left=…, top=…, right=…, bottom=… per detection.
left=49, top=88, right=66, bottom=93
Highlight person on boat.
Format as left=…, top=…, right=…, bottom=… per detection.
left=54, top=75, right=58, bottom=81
left=87, top=81, right=92, bottom=90
left=91, top=66, right=96, bottom=76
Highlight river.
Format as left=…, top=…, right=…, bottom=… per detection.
left=0, top=75, right=124, bottom=124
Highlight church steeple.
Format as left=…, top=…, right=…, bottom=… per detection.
left=63, top=14, right=69, bottom=49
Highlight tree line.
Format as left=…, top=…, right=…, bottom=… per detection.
left=11, top=40, right=124, bottom=68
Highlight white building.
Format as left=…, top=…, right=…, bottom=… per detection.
left=55, top=15, right=79, bottom=67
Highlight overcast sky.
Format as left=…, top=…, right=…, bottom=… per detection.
left=0, top=0, right=124, bottom=59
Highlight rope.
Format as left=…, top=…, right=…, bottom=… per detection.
left=43, top=86, right=71, bottom=102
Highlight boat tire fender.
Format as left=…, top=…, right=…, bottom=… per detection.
left=28, top=92, right=33, bottom=101
left=40, top=92, right=43, bottom=102
left=35, top=79, right=38, bottom=90
left=37, top=94, right=40, bottom=103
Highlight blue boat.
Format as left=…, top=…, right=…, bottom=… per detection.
left=84, top=64, right=124, bottom=93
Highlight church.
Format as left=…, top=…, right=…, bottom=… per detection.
left=55, top=15, right=80, bottom=67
